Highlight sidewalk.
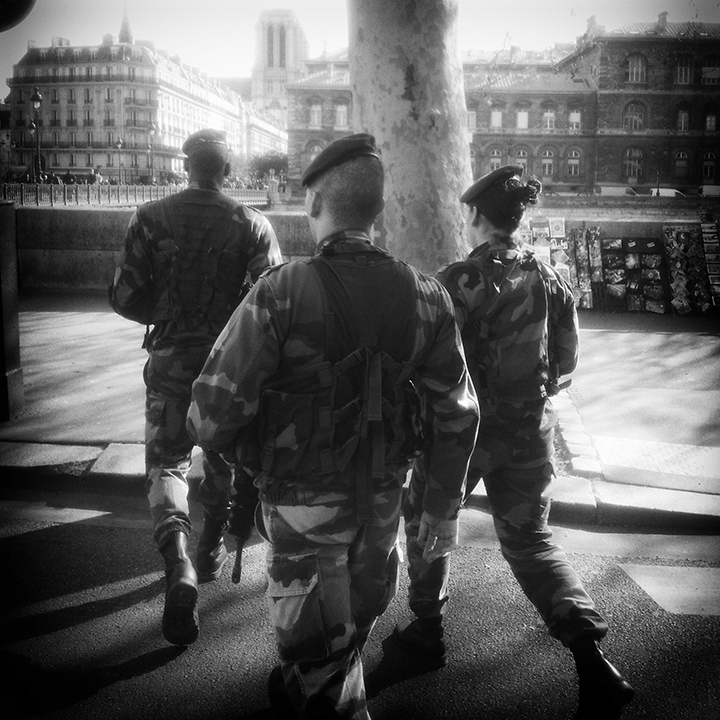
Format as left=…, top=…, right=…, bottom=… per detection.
left=1, top=290, right=719, bottom=531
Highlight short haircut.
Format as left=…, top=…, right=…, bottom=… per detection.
left=313, top=156, right=384, bottom=228
left=471, top=178, right=540, bottom=235
left=188, top=151, right=228, bottom=178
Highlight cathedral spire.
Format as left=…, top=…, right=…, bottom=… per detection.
left=119, top=7, right=133, bottom=44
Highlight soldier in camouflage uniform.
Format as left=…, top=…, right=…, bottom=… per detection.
left=109, top=129, right=282, bottom=646
left=187, top=134, right=479, bottom=720
left=394, top=166, right=634, bottom=720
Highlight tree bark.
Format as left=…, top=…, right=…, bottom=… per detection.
left=348, top=0, right=473, bottom=273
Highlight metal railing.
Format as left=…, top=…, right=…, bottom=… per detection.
left=1, top=183, right=271, bottom=208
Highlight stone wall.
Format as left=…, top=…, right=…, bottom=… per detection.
left=10, top=198, right=709, bottom=290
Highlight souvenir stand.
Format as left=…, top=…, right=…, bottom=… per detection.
left=523, top=211, right=720, bottom=316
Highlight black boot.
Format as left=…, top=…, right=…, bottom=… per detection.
left=160, top=531, right=199, bottom=646
left=196, top=508, right=229, bottom=583
left=570, top=637, right=634, bottom=719
left=393, top=616, right=447, bottom=668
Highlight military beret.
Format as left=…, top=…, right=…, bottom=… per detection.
left=460, top=164, right=525, bottom=204
left=182, top=129, right=230, bottom=161
left=301, top=133, right=380, bottom=187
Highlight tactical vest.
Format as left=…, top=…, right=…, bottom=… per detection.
left=241, top=252, right=426, bottom=506
left=149, top=191, right=250, bottom=335
left=461, top=249, right=561, bottom=400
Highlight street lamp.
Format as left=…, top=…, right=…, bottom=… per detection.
left=30, top=86, right=42, bottom=184
left=148, top=122, right=155, bottom=184
left=116, top=138, right=123, bottom=184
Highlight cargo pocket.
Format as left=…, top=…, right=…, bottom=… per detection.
left=266, top=552, right=330, bottom=663
left=374, top=545, right=400, bottom=618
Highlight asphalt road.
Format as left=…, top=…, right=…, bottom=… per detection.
left=1, top=487, right=718, bottom=720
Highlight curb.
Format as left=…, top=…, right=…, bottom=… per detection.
left=2, top=429, right=719, bottom=531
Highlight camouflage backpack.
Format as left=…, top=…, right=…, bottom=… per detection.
left=150, top=192, right=251, bottom=333
left=461, top=249, right=564, bottom=400
left=241, top=255, right=426, bottom=492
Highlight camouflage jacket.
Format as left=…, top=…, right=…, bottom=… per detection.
left=438, top=243, right=579, bottom=400
left=109, top=185, right=282, bottom=351
left=187, top=232, right=479, bottom=521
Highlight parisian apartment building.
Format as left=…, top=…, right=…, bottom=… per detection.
left=2, top=11, right=293, bottom=184
left=2, top=10, right=718, bottom=193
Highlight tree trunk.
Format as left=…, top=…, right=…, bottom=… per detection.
left=348, top=0, right=473, bottom=274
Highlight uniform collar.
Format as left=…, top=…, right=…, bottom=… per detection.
left=315, top=230, right=375, bottom=256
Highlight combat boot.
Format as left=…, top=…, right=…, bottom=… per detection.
left=393, top=616, right=447, bottom=668
left=160, top=530, right=199, bottom=646
left=196, top=507, right=229, bottom=583
left=570, top=637, right=634, bottom=719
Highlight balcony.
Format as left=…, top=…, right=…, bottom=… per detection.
left=82, top=120, right=95, bottom=127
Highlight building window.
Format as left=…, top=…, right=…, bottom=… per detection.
left=104, top=109, right=113, bottom=126
left=674, top=151, right=689, bottom=178
left=625, top=54, right=647, bottom=83
left=490, top=109, right=502, bottom=129
left=50, top=110, right=60, bottom=126
left=267, top=26, right=274, bottom=68
left=52, top=132, right=59, bottom=145
left=703, top=152, right=716, bottom=180
left=309, top=103, right=322, bottom=128
left=85, top=67, right=93, bottom=80
left=107, top=132, right=114, bottom=147
left=516, top=109, right=529, bottom=130
left=514, top=149, right=528, bottom=171
left=128, top=67, right=135, bottom=81
left=68, top=89, right=76, bottom=104
left=675, top=55, right=693, bottom=84
left=334, top=104, right=348, bottom=129
left=569, top=110, right=581, bottom=130
left=68, top=111, right=76, bottom=127
left=542, top=109, right=555, bottom=130
left=279, top=25, right=286, bottom=69
left=677, top=109, right=690, bottom=131
left=466, top=111, right=476, bottom=130
left=701, top=55, right=719, bottom=85
left=84, top=88, right=92, bottom=104
left=51, top=89, right=59, bottom=104
left=623, top=103, right=645, bottom=130
left=69, top=154, right=76, bottom=167
left=567, top=150, right=581, bottom=176
left=541, top=150, right=554, bottom=176
left=707, top=110, right=717, bottom=132
left=70, top=132, right=77, bottom=146
left=624, top=147, right=643, bottom=178
left=489, top=149, right=502, bottom=171
left=84, top=109, right=93, bottom=126
left=105, top=87, right=113, bottom=102
left=86, top=132, right=93, bottom=146
left=69, top=67, right=75, bottom=80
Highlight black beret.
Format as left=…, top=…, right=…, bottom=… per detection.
left=301, top=133, right=380, bottom=187
left=460, top=164, right=525, bottom=204
left=182, top=129, right=230, bottom=161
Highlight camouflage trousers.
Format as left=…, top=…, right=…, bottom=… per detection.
left=261, top=479, right=403, bottom=720
left=144, top=348, right=232, bottom=547
left=402, top=460, right=452, bottom=620
left=409, top=397, right=608, bottom=646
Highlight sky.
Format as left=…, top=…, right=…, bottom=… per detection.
left=1, top=0, right=719, bottom=94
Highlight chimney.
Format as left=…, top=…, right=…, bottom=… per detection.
left=658, top=11, right=669, bottom=31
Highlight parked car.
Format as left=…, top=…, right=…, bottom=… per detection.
left=700, top=185, right=720, bottom=197
left=653, top=188, right=686, bottom=197
left=597, top=186, right=638, bottom=196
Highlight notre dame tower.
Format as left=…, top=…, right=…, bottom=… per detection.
left=251, top=9, right=309, bottom=127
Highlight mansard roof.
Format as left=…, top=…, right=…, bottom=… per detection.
left=609, top=20, right=720, bottom=40
left=464, top=68, right=596, bottom=94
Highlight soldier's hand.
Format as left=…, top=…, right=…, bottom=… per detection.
left=417, top=512, right=458, bottom=563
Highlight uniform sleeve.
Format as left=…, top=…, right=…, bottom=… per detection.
left=414, top=282, right=479, bottom=521
left=108, top=210, right=154, bottom=325
left=246, top=214, right=284, bottom=282
left=550, top=274, right=579, bottom=377
left=187, top=277, right=281, bottom=454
